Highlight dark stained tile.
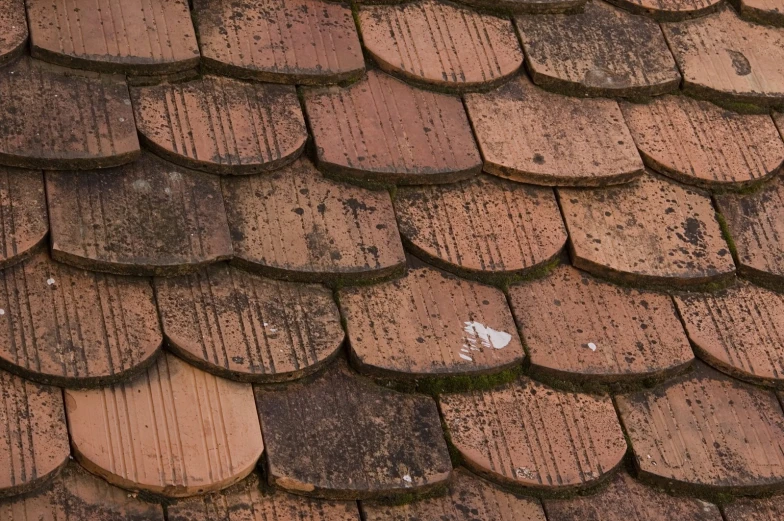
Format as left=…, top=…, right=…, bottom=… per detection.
left=0, top=0, right=27, bottom=67
left=65, top=353, right=263, bottom=497
left=193, top=0, right=364, bottom=84
left=515, top=1, right=681, bottom=98
left=255, top=359, right=452, bottom=499
left=509, top=264, right=693, bottom=384
left=605, top=0, right=723, bottom=20
left=131, top=76, right=307, bottom=175
left=303, top=70, right=481, bottom=186
left=0, top=167, right=47, bottom=270
left=559, top=173, right=735, bottom=288
left=454, top=0, right=586, bottom=14
left=223, top=159, right=405, bottom=284
left=724, top=495, right=784, bottom=520
left=47, top=152, right=232, bottom=276
left=465, top=76, right=643, bottom=187
left=732, top=0, right=784, bottom=26
left=0, top=58, right=139, bottom=170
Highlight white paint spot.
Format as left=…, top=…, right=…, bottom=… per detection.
left=459, top=353, right=473, bottom=362
left=587, top=342, right=597, bottom=352
left=0, top=309, right=5, bottom=315
left=132, top=179, right=151, bottom=193
left=463, top=321, right=512, bottom=349
left=402, top=474, right=412, bottom=483
left=46, top=278, right=55, bottom=286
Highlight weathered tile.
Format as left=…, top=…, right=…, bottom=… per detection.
left=724, top=495, right=784, bottom=521
left=559, top=173, right=735, bottom=288
left=0, top=0, right=27, bottom=67
left=0, top=369, right=69, bottom=497
left=66, top=353, right=263, bottom=497
left=732, top=0, right=784, bottom=26
left=223, top=158, right=405, bottom=284
left=358, top=0, right=523, bottom=90
left=509, top=264, right=693, bottom=384
left=617, top=362, right=784, bottom=495
left=156, top=263, right=343, bottom=382
left=515, top=1, right=680, bottom=97
left=26, top=0, right=199, bottom=75
left=0, top=167, right=47, bottom=269
left=455, top=0, right=586, bottom=14
left=0, top=58, right=139, bottom=170
left=194, top=0, right=364, bottom=84
left=47, top=152, right=232, bottom=276
left=394, top=176, right=567, bottom=280
left=605, top=0, right=723, bottom=20
left=132, top=76, right=306, bottom=175
left=255, top=359, right=452, bottom=499
left=440, top=377, right=627, bottom=492
left=304, top=70, right=481, bottom=186
left=465, top=76, right=643, bottom=187
left=621, top=96, right=784, bottom=190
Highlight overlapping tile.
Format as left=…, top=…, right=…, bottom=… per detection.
left=439, top=377, right=627, bottom=492
left=223, top=158, right=405, bottom=284
left=193, top=0, right=364, bottom=84
left=455, top=0, right=586, bottom=14
left=605, top=0, right=723, bottom=20
left=66, top=353, right=263, bottom=497
left=156, top=263, right=344, bottom=382
left=732, top=0, right=784, bottom=26
left=303, top=70, right=481, bottom=186
left=465, top=76, right=644, bottom=186
left=0, top=58, right=139, bottom=169
left=559, top=173, right=735, bottom=287
left=132, top=76, right=307, bottom=175
left=515, top=1, right=681, bottom=97
left=0, top=0, right=27, bottom=67
left=255, top=359, right=452, bottom=499
left=0, top=167, right=47, bottom=269
left=509, top=265, right=693, bottom=384
left=724, top=495, right=784, bottom=520
left=47, top=152, right=232, bottom=276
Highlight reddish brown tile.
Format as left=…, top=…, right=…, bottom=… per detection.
left=465, top=76, right=644, bottom=187
left=559, top=173, right=735, bottom=288
left=223, top=158, right=405, bottom=284
left=724, top=495, right=784, bottom=521
left=733, top=0, right=784, bottom=26
left=0, top=0, right=27, bottom=67
left=394, top=176, right=567, bottom=280
left=304, top=70, right=481, bottom=186
left=605, top=0, right=723, bottom=20
left=132, top=76, right=306, bottom=175
left=455, top=0, right=586, bottom=14
left=0, top=58, right=139, bottom=170
left=621, top=96, right=784, bottom=190
left=194, top=0, right=364, bottom=84
left=47, top=152, right=232, bottom=276
left=515, top=2, right=680, bottom=98
left=358, top=0, right=523, bottom=90
left=0, top=167, right=47, bottom=269
left=255, top=359, right=452, bottom=499
left=617, top=362, right=784, bottom=495
left=66, top=353, right=263, bottom=497
left=509, top=264, right=693, bottom=384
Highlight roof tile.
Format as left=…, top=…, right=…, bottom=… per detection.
left=724, top=495, right=784, bottom=521
left=0, top=0, right=27, bottom=67
left=732, top=0, right=784, bottom=26
left=605, top=0, right=723, bottom=21
left=0, top=167, right=47, bottom=269
left=454, top=0, right=586, bottom=14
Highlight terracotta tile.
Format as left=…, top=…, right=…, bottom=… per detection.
left=0, top=0, right=27, bottom=67
left=465, top=76, right=644, bottom=187
left=621, top=96, right=784, bottom=190
left=617, top=362, right=784, bottom=495
left=155, top=263, right=344, bottom=383
left=454, top=0, right=586, bottom=14
left=724, top=495, right=784, bottom=521
left=194, top=0, right=364, bottom=84
left=27, top=0, right=199, bottom=75
left=303, top=70, right=481, bottom=186
left=394, top=176, right=567, bottom=280
left=340, top=257, right=524, bottom=379
left=732, top=0, right=784, bottom=26
left=132, top=76, right=307, bottom=175
left=358, top=0, right=523, bottom=90
left=559, top=173, right=735, bottom=288
left=223, top=158, right=405, bottom=284
left=662, top=9, right=784, bottom=107
left=0, top=58, right=139, bottom=170
left=362, top=468, right=547, bottom=521
left=47, top=152, right=233, bottom=276
left=0, top=369, right=69, bottom=497
left=255, top=359, right=452, bottom=499
left=509, top=264, right=693, bottom=384
left=440, top=378, right=627, bottom=492
left=605, top=0, right=723, bottom=20
left=65, top=353, right=263, bottom=497
left=515, top=1, right=680, bottom=97
left=0, top=167, right=47, bottom=269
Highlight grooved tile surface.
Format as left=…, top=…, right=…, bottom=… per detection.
left=515, top=1, right=681, bottom=97
left=605, top=0, right=723, bottom=20
left=132, top=76, right=307, bottom=175
left=735, top=0, right=784, bottom=26
left=621, top=96, right=784, bottom=189
left=509, top=264, right=693, bottom=383
left=465, top=76, right=644, bottom=187
left=724, top=495, right=784, bottom=521
left=26, top=0, right=199, bottom=75
left=358, top=0, right=523, bottom=90
left=65, top=353, right=264, bottom=497
left=47, top=152, right=233, bottom=276
left=304, top=70, right=482, bottom=185
left=439, top=377, right=627, bottom=491
left=223, top=158, right=406, bottom=283
left=0, top=0, right=27, bottom=67
left=0, top=58, right=139, bottom=170
left=455, top=0, right=587, bottom=14
left=156, top=263, right=344, bottom=382
left=193, top=0, right=364, bottom=84
left=0, top=167, right=47, bottom=269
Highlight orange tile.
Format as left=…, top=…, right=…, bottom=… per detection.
left=733, top=0, right=784, bottom=26
left=0, top=167, right=47, bottom=269
left=0, top=0, right=27, bottom=67
left=605, top=0, right=722, bottom=20
left=724, top=495, right=784, bottom=521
